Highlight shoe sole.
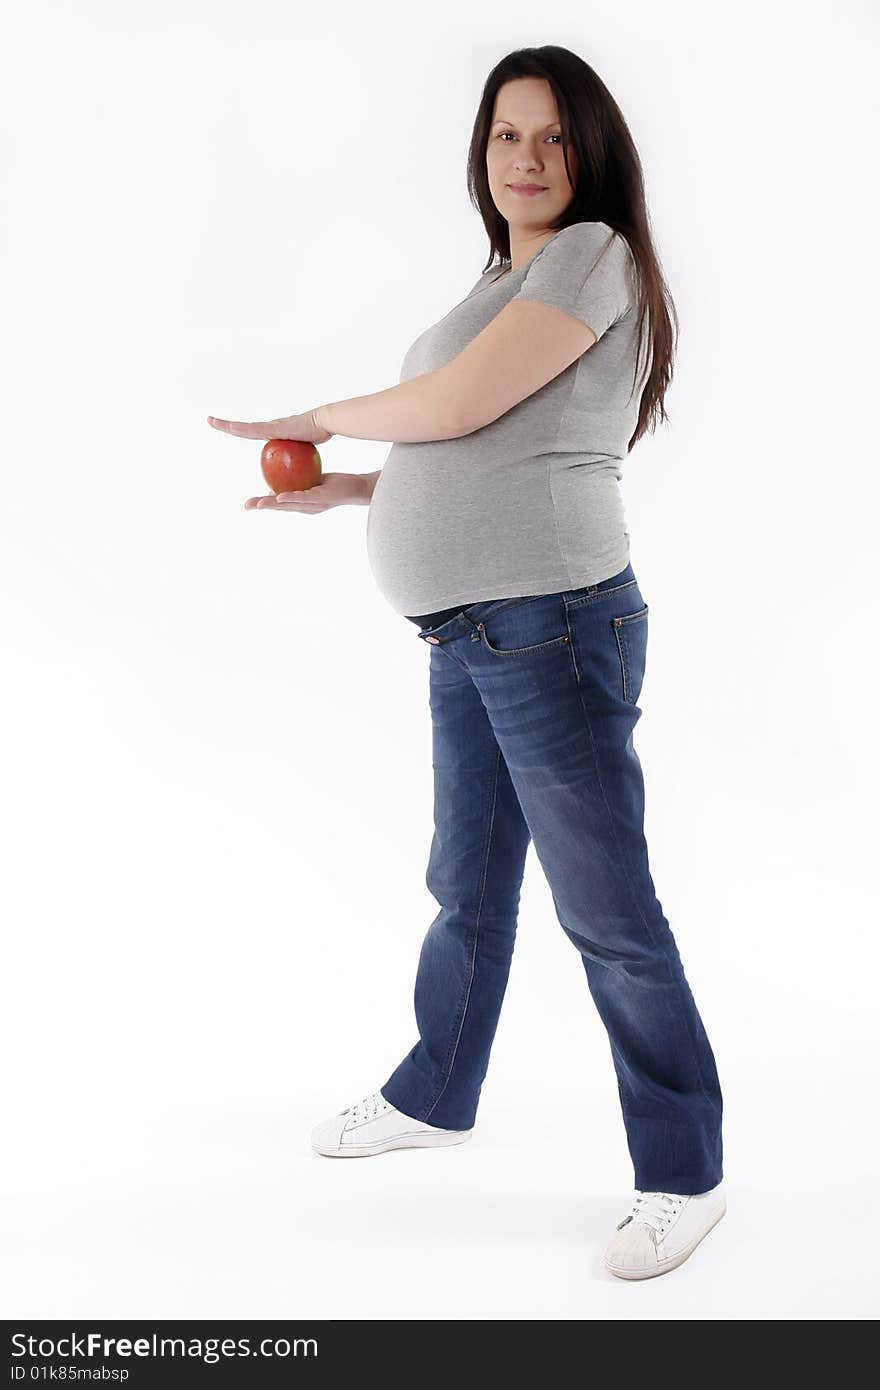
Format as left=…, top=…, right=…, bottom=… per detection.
left=311, top=1129, right=474, bottom=1158
left=604, top=1199, right=726, bottom=1280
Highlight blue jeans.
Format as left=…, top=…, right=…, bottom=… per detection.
left=382, top=562, right=724, bottom=1195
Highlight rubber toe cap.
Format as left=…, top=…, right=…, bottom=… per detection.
left=605, top=1223, right=658, bottom=1273
left=310, top=1113, right=350, bottom=1152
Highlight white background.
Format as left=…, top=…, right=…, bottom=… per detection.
left=2, top=0, right=877, bottom=1321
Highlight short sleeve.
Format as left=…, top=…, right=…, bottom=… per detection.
left=512, top=222, right=634, bottom=343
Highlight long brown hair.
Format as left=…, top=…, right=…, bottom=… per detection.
left=466, top=45, right=677, bottom=451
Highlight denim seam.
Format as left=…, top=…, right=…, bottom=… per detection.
left=612, top=606, right=649, bottom=704
left=572, top=680, right=716, bottom=1113
left=421, top=582, right=637, bottom=646
left=565, top=606, right=581, bottom=683
left=421, top=742, right=501, bottom=1124
left=479, top=629, right=571, bottom=658
left=431, top=639, right=469, bottom=671
left=613, top=626, right=632, bottom=703
left=564, top=578, right=637, bottom=609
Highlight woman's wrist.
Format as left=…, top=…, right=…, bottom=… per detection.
left=358, top=470, right=381, bottom=504
left=311, top=404, right=336, bottom=438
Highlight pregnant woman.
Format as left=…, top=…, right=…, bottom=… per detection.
left=208, top=45, right=725, bottom=1281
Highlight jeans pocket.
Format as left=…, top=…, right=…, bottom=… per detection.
left=612, top=604, right=649, bottom=703
left=475, top=593, right=572, bottom=658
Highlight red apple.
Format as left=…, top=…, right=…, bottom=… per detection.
left=260, top=439, right=322, bottom=494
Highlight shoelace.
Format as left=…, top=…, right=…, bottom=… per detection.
left=617, top=1191, right=686, bottom=1237
left=346, top=1091, right=389, bottom=1124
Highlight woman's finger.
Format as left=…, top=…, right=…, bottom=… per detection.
left=209, top=416, right=277, bottom=439
left=244, top=494, right=321, bottom=510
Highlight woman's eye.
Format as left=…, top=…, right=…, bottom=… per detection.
left=497, top=132, right=562, bottom=143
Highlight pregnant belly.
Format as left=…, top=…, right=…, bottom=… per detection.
left=366, top=452, right=557, bottom=614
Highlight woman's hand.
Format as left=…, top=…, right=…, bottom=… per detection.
left=207, top=408, right=333, bottom=445
left=244, top=472, right=370, bottom=512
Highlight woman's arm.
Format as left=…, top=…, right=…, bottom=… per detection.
left=210, top=372, right=468, bottom=452
left=312, top=369, right=468, bottom=443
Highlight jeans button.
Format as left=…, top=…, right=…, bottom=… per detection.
left=425, top=635, right=441, bottom=644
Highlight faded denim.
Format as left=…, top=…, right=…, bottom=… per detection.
left=381, top=562, right=724, bottom=1196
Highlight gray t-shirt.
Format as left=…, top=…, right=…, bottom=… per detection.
left=366, top=221, right=647, bottom=616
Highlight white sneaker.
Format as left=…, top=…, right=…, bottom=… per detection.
left=604, top=1182, right=727, bottom=1280
left=310, top=1089, right=474, bottom=1157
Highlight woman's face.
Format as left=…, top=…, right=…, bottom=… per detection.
left=486, top=77, right=578, bottom=232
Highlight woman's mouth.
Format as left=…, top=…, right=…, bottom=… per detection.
left=507, top=184, right=548, bottom=197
